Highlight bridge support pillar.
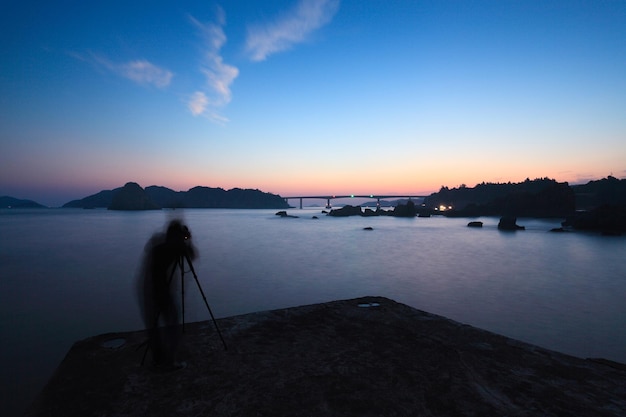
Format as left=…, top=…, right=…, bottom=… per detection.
left=300, top=198, right=303, bottom=209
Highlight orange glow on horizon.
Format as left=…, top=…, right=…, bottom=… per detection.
left=100, top=165, right=616, bottom=199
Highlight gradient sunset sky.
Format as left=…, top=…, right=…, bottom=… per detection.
left=2, top=0, right=625, bottom=206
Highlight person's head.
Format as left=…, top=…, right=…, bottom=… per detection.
left=165, top=220, right=191, bottom=245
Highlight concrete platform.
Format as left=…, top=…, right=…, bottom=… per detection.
left=25, top=297, right=626, bottom=416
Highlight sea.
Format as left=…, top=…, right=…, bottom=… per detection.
left=1, top=207, right=625, bottom=416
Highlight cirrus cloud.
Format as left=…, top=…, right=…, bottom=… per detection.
left=118, top=60, right=173, bottom=88
left=83, top=53, right=173, bottom=88
left=187, top=11, right=239, bottom=122
left=245, top=0, right=340, bottom=62
left=188, top=91, right=209, bottom=116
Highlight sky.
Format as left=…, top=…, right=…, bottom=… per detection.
left=1, top=0, right=625, bottom=207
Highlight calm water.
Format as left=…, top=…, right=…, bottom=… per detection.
left=1, top=208, right=625, bottom=416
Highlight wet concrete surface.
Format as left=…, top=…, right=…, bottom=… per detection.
left=25, top=297, right=626, bottom=416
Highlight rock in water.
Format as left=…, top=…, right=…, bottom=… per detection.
left=498, top=216, right=525, bottom=230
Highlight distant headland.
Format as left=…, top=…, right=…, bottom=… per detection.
left=2, top=177, right=626, bottom=234
left=61, top=182, right=290, bottom=210
left=0, top=196, right=46, bottom=209
left=422, top=176, right=626, bottom=234
left=319, top=176, right=626, bottom=234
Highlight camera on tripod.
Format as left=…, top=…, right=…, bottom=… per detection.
left=165, top=221, right=194, bottom=256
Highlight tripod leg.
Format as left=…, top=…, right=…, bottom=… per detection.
left=180, top=257, right=186, bottom=332
left=140, top=340, right=149, bottom=366
left=184, top=253, right=228, bottom=350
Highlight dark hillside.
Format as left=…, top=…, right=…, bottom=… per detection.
left=108, top=182, right=160, bottom=211
left=424, top=178, right=575, bottom=218
left=62, top=183, right=289, bottom=209
left=63, top=189, right=120, bottom=208
left=0, top=196, right=46, bottom=208
left=571, top=176, right=626, bottom=210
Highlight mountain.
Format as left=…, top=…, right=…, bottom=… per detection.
left=63, top=189, right=121, bottom=208
left=144, top=186, right=185, bottom=208
left=0, top=196, right=47, bottom=208
left=182, top=186, right=289, bottom=209
left=62, top=183, right=290, bottom=210
left=108, top=182, right=160, bottom=211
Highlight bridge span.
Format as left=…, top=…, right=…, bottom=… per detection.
left=283, top=195, right=428, bottom=209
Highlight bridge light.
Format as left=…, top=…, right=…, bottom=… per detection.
left=350, top=194, right=354, bottom=198
left=370, top=194, right=373, bottom=198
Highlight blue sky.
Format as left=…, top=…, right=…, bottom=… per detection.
left=2, top=0, right=625, bottom=206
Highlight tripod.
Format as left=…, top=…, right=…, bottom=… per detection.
left=141, top=251, right=227, bottom=366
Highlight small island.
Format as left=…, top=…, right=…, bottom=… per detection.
left=63, top=182, right=290, bottom=210
left=0, top=196, right=47, bottom=209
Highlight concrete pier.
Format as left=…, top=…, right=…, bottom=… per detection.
left=26, top=297, right=626, bottom=416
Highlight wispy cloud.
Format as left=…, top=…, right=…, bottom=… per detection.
left=188, top=91, right=208, bottom=116
left=85, top=54, right=173, bottom=88
left=245, top=0, right=340, bottom=62
left=188, top=10, right=239, bottom=122
left=117, top=60, right=173, bottom=88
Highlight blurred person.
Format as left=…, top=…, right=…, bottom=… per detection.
left=138, top=219, right=196, bottom=370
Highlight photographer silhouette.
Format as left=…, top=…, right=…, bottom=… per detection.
left=139, top=220, right=196, bottom=369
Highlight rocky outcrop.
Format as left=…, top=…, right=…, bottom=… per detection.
left=25, top=297, right=626, bottom=417
left=563, top=204, right=626, bottom=235
left=328, top=205, right=363, bottom=217
left=108, top=182, right=160, bottom=211
left=498, top=216, right=525, bottom=230
left=392, top=200, right=417, bottom=217
left=328, top=202, right=420, bottom=218
left=362, top=208, right=379, bottom=217
left=275, top=211, right=298, bottom=218
left=467, top=221, right=483, bottom=227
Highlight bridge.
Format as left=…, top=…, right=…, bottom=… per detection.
left=283, top=195, right=428, bottom=209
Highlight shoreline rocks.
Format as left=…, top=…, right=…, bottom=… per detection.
left=498, top=216, right=525, bottom=230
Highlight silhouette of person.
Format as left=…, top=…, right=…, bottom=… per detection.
left=138, top=219, right=196, bottom=369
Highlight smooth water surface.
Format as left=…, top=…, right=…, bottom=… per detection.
left=1, top=208, right=625, bottom=416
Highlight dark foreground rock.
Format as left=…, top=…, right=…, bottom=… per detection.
left=26, top=297, right=626, bottom=417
